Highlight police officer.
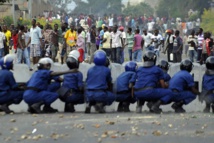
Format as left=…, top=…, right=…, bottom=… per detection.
left=134, top=51, right=173, bottom=113
left=85, top=50, right=115, bottom=113
left=24, top=57, right=77, bottom=114
left=57, top=50, right=84, bottom=112
left=200, top=56, right=214, bottom=113
left=157, top=60, right=171, bottom=85
left=0, top=54, right=24, bottom=114
left=169, top=59, right=200, bottom=113
left=116, top=61, right=137, bottom=112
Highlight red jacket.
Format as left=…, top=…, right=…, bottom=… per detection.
left=12, top=34, right=18, bottom=50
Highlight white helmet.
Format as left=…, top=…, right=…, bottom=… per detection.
left=37, top=57, right=53, bottom=69
left=68, top=50, right=80, bottom=60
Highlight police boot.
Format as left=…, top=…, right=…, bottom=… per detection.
left=171, top=101, right=186, bottom=113
left=64, top=103, right=75, bottom=113
left=95, top=102, right=106, bottom=113
left=203, top=103, right=210, bottom=113
left=117, top=102, right=124, bottom=112
left=43, top=105, right=58, bottom=113
left=136, top=100, right=144, bottom=113
left=123, top=102, right=130, bottom=112
left=85, top=102, right=91, bottom=114
left=151, top=100, right=163, bottom=114
left=0, top=103, right=14, bottom=114
left=146, top=102, right=154, bottom=112
left=30, top=101, right=44, bottom=114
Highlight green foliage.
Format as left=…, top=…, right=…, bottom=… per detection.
left=0, top=0, right=10, bottom=4
left=3, top=16, right=13, bottom=26
left=122, top=2, right=154, bottom=16
left=156, top=0, right=211, bottom=18
left=201, top=9, right=214, bottom=34
left=36, top=19, right=61, bottom=29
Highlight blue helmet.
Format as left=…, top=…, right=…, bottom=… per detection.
left=0, top=55, right=15, bottom=70
left=125, top=61, right=137, bottom=72
left=93, top=50, right=107, bottom=66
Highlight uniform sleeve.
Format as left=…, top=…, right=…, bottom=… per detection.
left=78, top=72, right=84, bottom=88
left=187, top=74, right=195, bottom=87
left=164, top=73, right=171, bottom=82
left=158, top=68, right=165, bottom=80
left=7, top=72, right=18, bottom=89
left=129, top=72, right=136, bottom=83
left=106, top=69, right=112, bottom=83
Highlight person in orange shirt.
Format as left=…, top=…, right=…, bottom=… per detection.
left=64, top=24, right=77, bottom=58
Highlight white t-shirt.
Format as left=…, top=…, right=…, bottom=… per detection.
left=142, top=32, right=153, bottom=48
left=151, top=34, right=163, bottom=50
left=111, top=31, right=122, bottom=48
left=30, top=26, right=42, bottom=44
left=24, top=31, right=30, bottom=46
left=147, top=22, right=155, bottom=31
left=0, top=32, right=5, bottom=48
left=108, top=18, right=114, bottom=27
left=86, top=32, right=91, bottom=43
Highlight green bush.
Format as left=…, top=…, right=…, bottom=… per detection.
left=3, top=16, right=13, bottom=26
left=201, top=9, right=214, bottom=34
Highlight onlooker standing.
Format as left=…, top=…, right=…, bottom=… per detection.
left=51, top=24, right=60, bottom=62
left=201, top=32, right=212, bottom=64
left=27, top=19, right=43, bottom=65
left=17, top=25, right=32, bottom=71
left=126, top=27, right=134, bottom=61
left=76, top=28, right=85, bottom=62
left=110, top=25, right=124, bottom=64
left=12, top=29, right=18, bottom=54
left=101, top=26, right=111, bottom=58
left=172, top=30, right=183, bottom=63
left=64, top=23, right=77, bottom=57
left=132, top=29, right=144, bottom=62
left=187, top=30, right=198, bottom=62
left=2, top=25, right=11, bottom=55
left=142, top=29, right=153, bottom=51
left=89, top=25, right=97, bottom=63
left=24, top=26, right=30, bottom=58
left=197, top=28, right=204, bottom=62
left=119, top=26, right=126, bottom=63
left=163, top=29, right=174, bottom=62
left=0, top=26, right=6, bottom=59
left=151, top=29, right=163, bottom=57
left=86, top=28, right=91, bottom=56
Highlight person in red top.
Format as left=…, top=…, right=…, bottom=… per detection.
left=12, top=29, right=19, bottom=53
left=201, top=32, right=213, bottom=64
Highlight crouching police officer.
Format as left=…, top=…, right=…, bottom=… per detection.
left=85, top=50, right=115, bottom=113
left=116, top=61, right=137, bottom=112
left=199, top=56, right=214, bottom=113
left=134, top=51, right=173, bottom=113
left=169, top=59, right=200, bottom=113
left=57, top=50, right=84, bottom=113
left=24, top=57, right=77, bottom=114
left=0, top=54, right=24, bottom=114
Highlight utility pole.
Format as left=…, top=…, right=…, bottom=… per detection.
left=12, top=0, right=16, bottom=25
left=28, top=0, right=32, bottom=19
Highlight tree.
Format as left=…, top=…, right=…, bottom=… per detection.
left=72, top=0, right=123, bottom=15
left=0, top=0, right=10, bottom=4
left=122, top=2, right=154, bottom=16
left=46, top=0, right=73, bottom=12
left=201, top=9, right=214, bottom=34
left=156, top=0, right=211, bottom=18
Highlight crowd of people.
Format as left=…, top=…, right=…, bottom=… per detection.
left=0, top=12, right=214, bottom=114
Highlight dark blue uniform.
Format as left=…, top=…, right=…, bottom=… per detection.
left=164, top=72, right=171, bottom=83
left=23, top=70, right=60, bottom=105
left=0, top=69, right=23, bottom=104
left=62, top=71, right=84, bottom=104
left=116, top=71, right=136, bottom=103
left=169, top=70, right=196, bottom=104
left=134, top=66, right=172, bottom=104
left=202, top=74, right=214, bottom=103
left=85, top=65, right=115, bottom=105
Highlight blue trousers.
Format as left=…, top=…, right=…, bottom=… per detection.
left=0, top=90, right=23, bottom=104
left=24, top=82, right=60, bottom=105
left=17, top=48, right=31, bottom=69
left=86, top=90, right=115, bottom=106
left=172, top=91, right=196, bottom=105
left=128, top=49, right=132, bottom=61
left=0, top=48, right=4, bottom=59
left=116, top=92, right=136, bottom=103
left=63, top=91, right=84, bottom=104
left=134, top=88, right=173, bottom=104
left=133, top=49, right=142, bottom=62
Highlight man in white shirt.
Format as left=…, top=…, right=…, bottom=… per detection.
left=151, top=29, right=163, bottom=57
left=0, top=26, right=5, bottom=59
left=147, top=21, right=155, bottom=32
left=110, top=25, right=124, bottom=64
left=27, top=19, right=43, bottom=64
left=108, top=16, right=114, bottom=27
left=142, top=29, right=153, bottom=51
left=119, top=26, right=126, bottom=64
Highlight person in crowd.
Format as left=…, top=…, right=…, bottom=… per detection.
left=151, top=29, right=163, bottom=57
left=197, top=28, right=204, bottom=63
left=76, top=28, right=85, bottom=62
left=187, top=30, right=198, bottom=62
left=101, top=26, right=111, bottom=58
left=126, top=27, right=134, bottom=61
left=142, top=29, right=153, bottom=51
left=163, top=29, right=174, bottom=62
left=132, top=29, right=144, bottom=62
left=201, top=32, right=212, bottom=64
left=0, top=26, right=6, bottom=59
left=172, top=30, right=183, bottom=63
left=2, top=25, right=11, bottom=56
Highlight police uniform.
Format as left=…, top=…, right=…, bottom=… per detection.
left=202, top=74, right=214, bottom=104
left=23, top=70, right=60, bottom=106
left=134, top=66, right=172, bottom=104
left=116, top=71, right=136, bottom=103
left=85, top=65, right=115, bottom=106
left=0, top=69, right=23, bottom=105
left=62, top=71, right=84, bottom=104
left=169, top=70, right=196, bottom=105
